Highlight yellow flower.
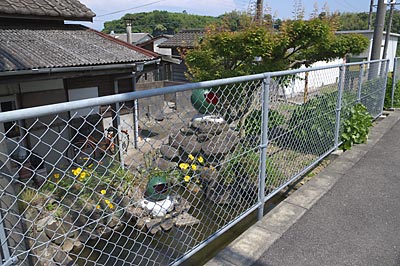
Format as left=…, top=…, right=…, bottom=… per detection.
left=80, top=172, right=87, bottom=179
left=179, top=163, right=189, bottom=170
left=100, top=190, right=106, bottom=195
left=184, top=175, right=191, bottom=182
left=198, top=156, right=204, bottom=164
left=188, top=154, right=195, bottom=161
left=96, top=205, right=100, bottom=209
left=191, top=164, right=197, bottom=171
left=88, top=164, right=93, bottom=168
left=72, top=167, right=82, bottom=176
left=108, top=203, right=114, bottom=209
left=104, top=199, right=111, bottom=204
left=54, top=173, right=60, bottom=179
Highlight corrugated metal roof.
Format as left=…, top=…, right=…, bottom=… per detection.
left=0, top=24, right=159, bottom=72
left=158, top=29, right=204, bottom=48
left=0, top=0, right=95, bottom=21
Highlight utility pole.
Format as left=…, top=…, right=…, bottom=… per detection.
left=368, top=0, right=374, bottom=30
left=370, top=0, right=386, bottom=61
left=255, top=0, right=263, bottom=25
left=383, top=1, right=396, bottom=60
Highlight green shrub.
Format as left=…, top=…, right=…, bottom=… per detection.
left=286, top=90, right=356, bottom=156
left=384, top=75, right=400, bottom=108
left=340, top=103, right=372, bottom=151
left=243, top=109, right=285, bottom=136
left=220, top=147, right=282, bottom=187
left=288, top=91, right=354, bottom=155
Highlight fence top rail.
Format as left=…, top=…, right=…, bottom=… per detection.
left=268, top=59, right=388, bottom=77
left=0, top=59, right=388, bottom=123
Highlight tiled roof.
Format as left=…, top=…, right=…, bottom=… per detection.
left=0, top=24, right=159, bottom=73
left=158, top=29, right=204, bottom=48
left=111, top=33, right=153, bottom=44
left=0, top=0, right=95, bottom=21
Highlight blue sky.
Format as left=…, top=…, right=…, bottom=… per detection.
left=77, top=0, right=372, bottom=31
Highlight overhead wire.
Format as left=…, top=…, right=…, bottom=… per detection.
left=97, top=0, right=169, bottom=17
left=94, top=0, right=240, bottom=22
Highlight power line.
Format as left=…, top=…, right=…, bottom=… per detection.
left=96, top=0, right=239, bottom=19
left=97, top=0, right=169, bottom=18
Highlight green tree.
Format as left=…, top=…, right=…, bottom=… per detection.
left=185, top=17, right=368, bottom=81
left=102, top=11, right=219, bottom=35
left=184, top=16, right=369, bottom=135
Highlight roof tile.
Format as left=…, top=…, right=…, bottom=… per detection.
left=0, top=0, right=95, bottom=21
left=158, top=29, right=204, bottom=48
left=0, top=24, right=158, bottom=72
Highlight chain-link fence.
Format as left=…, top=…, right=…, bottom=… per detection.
left=0, top=59, right=388, bottom=266
left=391, top=57, right=400, bottom=108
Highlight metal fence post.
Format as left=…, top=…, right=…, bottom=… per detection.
left=334, top=66, right=345, bottom=149
left=380, top=59, right=391, bottom=116
left=113, top=79, right=125, bottom=167
left=258, top=75, right=270, bottom=220
left=357, top=64, right=365, bottom=103
left=392, top=58, right=398, bottom=109
left=132, top=75, right=139, bottom=149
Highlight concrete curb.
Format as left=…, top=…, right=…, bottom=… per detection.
left=205, top=110, right=400, bottom=266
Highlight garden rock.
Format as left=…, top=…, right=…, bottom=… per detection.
left=197, top=133, right=213, bottom=143
left=174, top=212, right=200, bottom=227
left=200, top=168, right=218, bottom=182
left=107, top=215, right=120, bottom=228
left=169, top=131, right=185, bottom=149
left=202, top=130, right=239, bottom=157
left=78, top=230, right=91, bottom=243
left=180, top=127, right=196, bottom=136
left=61, top=238, right=74, bottom=252
left=45, top=219, right=66, bottom=245
left=173, top=196, right=191, bottom=213
left=180, top=137, right=202, bottom=155
left=73, top=240, right=83, bottom=252
left=206, top=180, right=232, bottom=205
left=36, top=216, right=52, bottom=232
left=145, top=218, right=161, bottom=230
left=160, top=219, right=174, bottom=231
left=155, top=158, right=177, bottom=171
left=160, top=145, right=180, bottom=161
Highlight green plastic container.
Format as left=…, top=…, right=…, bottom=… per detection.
left=145, top=176, right=170, bottom=201
left=191, top=89, right=219, bottom=114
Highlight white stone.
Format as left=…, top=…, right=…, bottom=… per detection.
left=191, top=114, right=226, bottom=127
left=140, top=196, right=174, bottom=217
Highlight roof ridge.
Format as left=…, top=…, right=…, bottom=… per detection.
left=87, top=27, right=159, bottom=59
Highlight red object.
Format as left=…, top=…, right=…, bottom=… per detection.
left=205, top=92, right=218, bottom=105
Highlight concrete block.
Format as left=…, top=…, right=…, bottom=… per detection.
left=258, top=202, right=307, bottom=234
left=284, top=184, right=328, bottom=210
left=306, top=173, right=341, bottom=191
left=339, top=149, right=368, bottom=163
left=323, top=160, right=354, bottom=175
left=215, top=226, right=280, bottom=266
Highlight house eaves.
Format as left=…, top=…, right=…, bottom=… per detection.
left=0, top=24, right=160, bottom=76
left=0, top=0, right=96, bottom=22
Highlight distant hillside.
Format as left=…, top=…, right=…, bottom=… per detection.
left=102, top=10, right=220, bottom=35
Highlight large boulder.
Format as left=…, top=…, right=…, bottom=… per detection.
left=202, top=130, right=239, bottom=158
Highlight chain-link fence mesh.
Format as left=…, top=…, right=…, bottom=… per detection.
left=0, top=60, right=388, bottom=266
left=391, top=57, right=400, bottom=108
